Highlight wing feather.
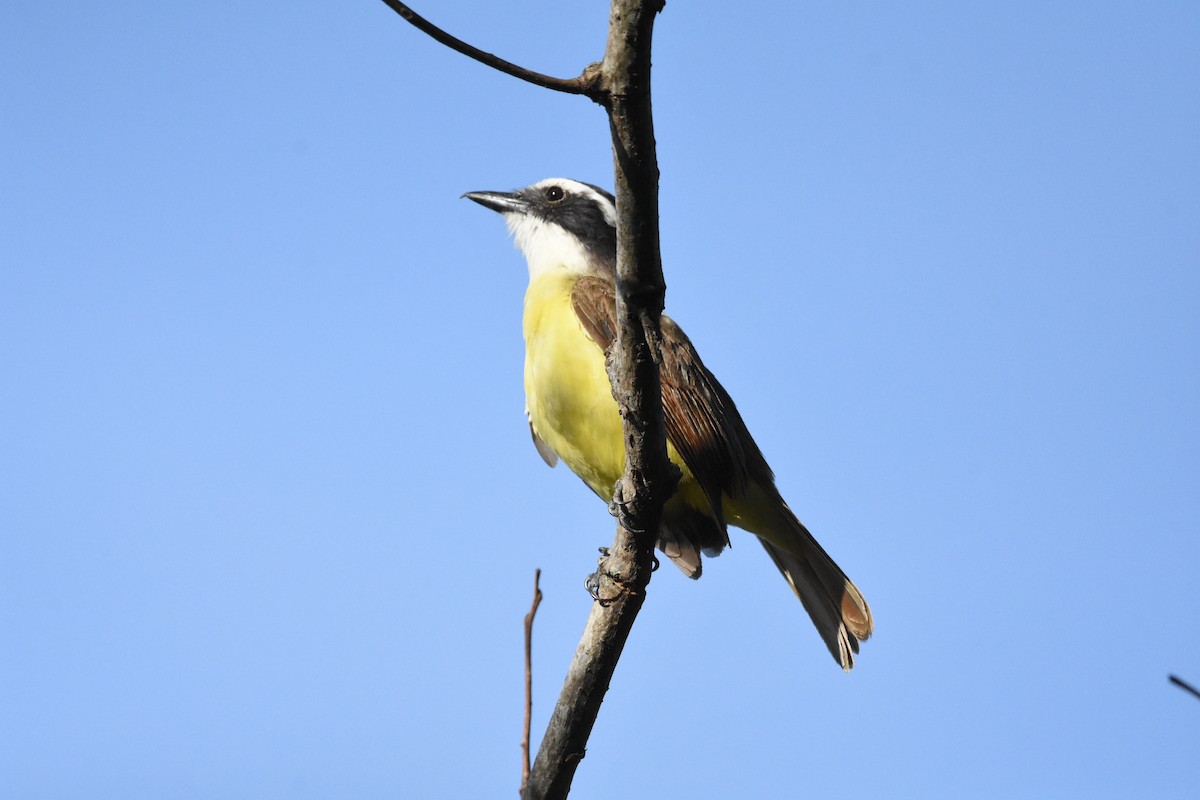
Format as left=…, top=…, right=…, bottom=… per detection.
left=569, top=276, right=772, bottom=522
left=527, top=410, right=559, bottom=467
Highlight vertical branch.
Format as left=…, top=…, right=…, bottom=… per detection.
left=380, top=3, right=673, bottom=797
left=603, top=0, right=674, bottom=541
left=525, top=2, right=672, bottom=799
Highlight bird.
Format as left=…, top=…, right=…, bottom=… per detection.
left=464, top=178, right=873, bottom=670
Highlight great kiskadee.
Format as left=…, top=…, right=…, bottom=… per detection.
left=464, top=178, right=873, bottom=669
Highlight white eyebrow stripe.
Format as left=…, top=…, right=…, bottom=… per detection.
left=534, top=178, right=617, bottom=228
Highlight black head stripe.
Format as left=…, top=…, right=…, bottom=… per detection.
left=519, top=182, right=617, bottom=264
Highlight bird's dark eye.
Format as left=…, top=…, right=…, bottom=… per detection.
left=544, top=185, right=565, bottom=202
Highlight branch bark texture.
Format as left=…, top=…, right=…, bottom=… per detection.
left=381, top=3, right=671, bottom=798
left=525, top=4, right=672, bottom=799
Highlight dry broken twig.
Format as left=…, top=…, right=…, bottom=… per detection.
left=520, top=570, right=544, bottom=796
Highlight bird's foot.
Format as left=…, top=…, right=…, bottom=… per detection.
left=585, top=546, right=639, bottom=606
left=606, top=478, right=646, bottom=534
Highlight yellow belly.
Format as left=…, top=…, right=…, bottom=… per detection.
left=523, top=273, right=624, bottom=497
left=522, top=272, right=703, bottom=506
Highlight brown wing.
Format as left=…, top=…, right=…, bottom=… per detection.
left=574, top=278, right=871, bottom=668
left=570, top=276, right=773, bottom=529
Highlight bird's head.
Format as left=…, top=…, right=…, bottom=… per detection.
left=464, top=178, right=616, bottom=279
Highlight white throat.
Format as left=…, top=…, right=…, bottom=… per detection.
left=504, top=213, right=594, bottom=280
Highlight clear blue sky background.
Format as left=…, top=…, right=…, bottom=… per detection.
left=3, top=2, right=1198, bottom=797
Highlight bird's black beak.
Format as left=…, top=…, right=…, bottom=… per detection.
left=462, top=190, right=528, bottom=215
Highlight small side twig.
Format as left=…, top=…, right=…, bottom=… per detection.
left=378, top=1, right=602, bottom=99
left=1169, top=674, right=1200, bottom=701
left=520, top=569, right=544, bottom=796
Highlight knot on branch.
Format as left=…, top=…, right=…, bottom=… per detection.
left=578, top=62, right=607, bottom=104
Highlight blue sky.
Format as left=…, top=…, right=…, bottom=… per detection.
left=3, top=2, right=1198, bottom=797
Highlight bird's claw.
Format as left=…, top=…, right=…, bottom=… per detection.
left=607, top=479, right=646, bottom=534
left=585, top=546, right=639, bottom=606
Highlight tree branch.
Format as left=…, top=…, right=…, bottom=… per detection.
left=381, top=3, right=673, bottom=797
left=379, top=1, right=604, bottom=99
left=524, top=2, right=673, bottom=798
left=520, top=570, right=544, bottom=797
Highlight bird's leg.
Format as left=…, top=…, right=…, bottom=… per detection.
left=589, top=478, right=659, bottom=604
left=585, top=548, right=618, bottom=605
left=606, top=476, right=646, bottom=534
left=585, top=547, right=629, bottom=606
left=585, top=541, right=648, bottom=606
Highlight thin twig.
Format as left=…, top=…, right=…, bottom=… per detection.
left=520, top=569, right=544, bottom=796
left=378, top=1, right=602, bottom=99
left=1169, top=674, right=1200, bottom=701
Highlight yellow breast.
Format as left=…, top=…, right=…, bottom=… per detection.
left=522, top=272, right=626, bottom=498
left=522, top=270, right=712, bottom=523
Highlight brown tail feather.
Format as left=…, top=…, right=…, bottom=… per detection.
left=757, top=507, right=873, bottom=670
